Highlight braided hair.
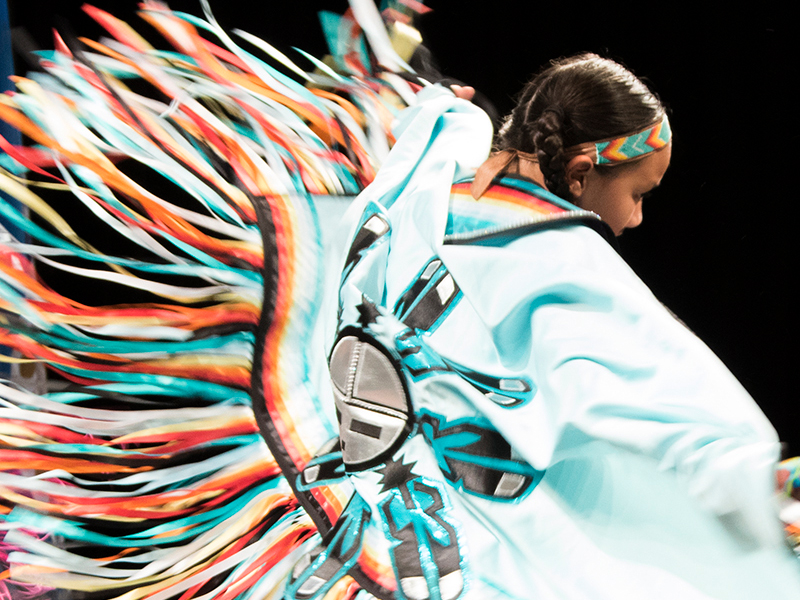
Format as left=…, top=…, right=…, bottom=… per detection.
left=496, top=53, right=665, bottom=199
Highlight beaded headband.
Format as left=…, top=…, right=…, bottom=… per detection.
left=565, top=114, right=672, bottom=165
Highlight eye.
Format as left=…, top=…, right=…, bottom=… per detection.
left=636, top=191, right=653, bottom=202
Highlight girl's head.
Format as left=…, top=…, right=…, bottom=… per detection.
left=494, top=53, right=671, bottom=235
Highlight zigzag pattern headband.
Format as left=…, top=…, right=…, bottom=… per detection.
left=566, top=114, right=672, bottom=165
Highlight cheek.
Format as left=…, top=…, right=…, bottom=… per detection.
left=605, top=193, right=637, bottom=230
left=626, top=200, right=644, bottom=228
left=579, top=181, right=631, bottom=233
left=606, top=199, right=643, bottom=235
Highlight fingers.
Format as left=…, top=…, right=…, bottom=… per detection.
left=450, top=85, right=475, bottom=101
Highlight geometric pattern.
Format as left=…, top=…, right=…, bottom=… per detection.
left=595, top=115, right=671, bottom=164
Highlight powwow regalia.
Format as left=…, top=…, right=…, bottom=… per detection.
left=2, top=2, right=800, bottom=600
left=0, top=1, right=431, bottom=598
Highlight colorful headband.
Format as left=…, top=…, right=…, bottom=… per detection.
left=565, top=114, right=672, bottom=165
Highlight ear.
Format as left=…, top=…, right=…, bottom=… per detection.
left=564, top=155, right=594, bottom=200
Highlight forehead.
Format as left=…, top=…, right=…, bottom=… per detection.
left=631, top=144, right=672, bottom=185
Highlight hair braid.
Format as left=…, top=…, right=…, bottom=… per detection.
left=532, top=106, right=568, bottom=197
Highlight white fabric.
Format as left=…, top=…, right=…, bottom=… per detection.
left=333, top=85, right=800, bottom=599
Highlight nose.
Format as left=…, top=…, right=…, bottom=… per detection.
left=626, top=202, right=644, bottom=229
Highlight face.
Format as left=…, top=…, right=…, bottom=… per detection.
left=571, top=144, right=672, bottom=236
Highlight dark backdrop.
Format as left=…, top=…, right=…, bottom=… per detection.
left=9, top=1, right=797, bottom=451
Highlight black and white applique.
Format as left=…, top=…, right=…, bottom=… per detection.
left=329, top=332, right=414, bottom=471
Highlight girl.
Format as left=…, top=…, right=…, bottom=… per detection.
left=302, top=53, right=800, bottom=599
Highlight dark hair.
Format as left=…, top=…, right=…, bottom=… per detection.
left=496, top=53, right=665, bottom=198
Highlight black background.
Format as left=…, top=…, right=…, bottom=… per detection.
left=8, top=1, right=797, bottom=451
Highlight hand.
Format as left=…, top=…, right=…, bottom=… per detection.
left=450, top=85, right=475, bottom=101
